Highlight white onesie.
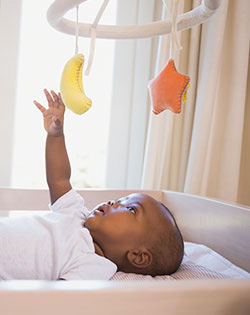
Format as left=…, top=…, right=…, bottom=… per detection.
left=0, top=189, right=117, bottom=280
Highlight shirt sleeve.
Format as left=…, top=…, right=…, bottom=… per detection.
left=49, top=189, right=90, bottom=220
left=60, top=253, right=117, bottom=280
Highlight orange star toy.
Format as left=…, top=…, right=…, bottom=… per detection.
left=148, top=59, right=190, bottom=114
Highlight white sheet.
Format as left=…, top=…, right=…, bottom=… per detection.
left=184, top=242, right=250, bottom=279
left=111, top=242, right=250, bottom=281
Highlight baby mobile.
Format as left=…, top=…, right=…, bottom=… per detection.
left=47, top=0, right=221, bottom=115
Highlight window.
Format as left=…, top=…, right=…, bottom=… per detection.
left=11, top=0, right=117, bottom=189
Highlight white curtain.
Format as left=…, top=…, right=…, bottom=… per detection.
left=141, top=0, right=250, bottom=206
left=0, top=0, right=22, bottom=186
left=105, top=0, right=161, bottom=189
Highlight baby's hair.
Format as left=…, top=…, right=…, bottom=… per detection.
left=161, top=203, right=184, bottom=247
left=148, top=203, right=184, bottom=276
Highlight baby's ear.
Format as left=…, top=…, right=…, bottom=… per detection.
left=126, top=248, right=152, bottom=269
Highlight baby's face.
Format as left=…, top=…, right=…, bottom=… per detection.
left=84, top=193, right=172, bottom=264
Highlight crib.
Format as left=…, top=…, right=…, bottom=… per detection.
left=0, top=188, right=250, bottom=315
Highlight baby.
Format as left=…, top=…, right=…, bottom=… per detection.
left=0, top=89, right=183, bottom=280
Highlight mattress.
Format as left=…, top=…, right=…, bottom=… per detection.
left=111, top=242, right=250, bottom=281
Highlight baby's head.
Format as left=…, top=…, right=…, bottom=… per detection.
left=84, top=193, right=184, bottom=276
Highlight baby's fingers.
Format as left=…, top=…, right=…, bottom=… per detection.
left=50, top=90, right=59, bottom=106
left=58, top=93, right=65, bottom=107
left=34, top=100, right=46, bottom=113
left=44, top=88, right=54, bottom=107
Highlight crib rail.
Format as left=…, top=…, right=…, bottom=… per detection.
left=162, top=191, right=250, bottom=273
left=0, top=187, right=163, bottom=210
left=0, top=279, right=250, bottom=315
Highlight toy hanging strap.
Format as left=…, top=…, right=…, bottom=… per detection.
left=75, top=5, right=79, bottom=54
left=162, top=0, right=182, bottom=58
left=85, top=0, right=110, bottom=75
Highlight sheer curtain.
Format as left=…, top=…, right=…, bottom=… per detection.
left=142, top=0, right=202, bottom=191
left=0, top=0, right=22, bottom=186
left=141, top=0, right=250, bottom=206
left=105, top=0, right=162, bottom=189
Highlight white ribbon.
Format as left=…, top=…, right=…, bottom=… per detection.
left=75, top=5, right=79, bottom=54
left=85, top=0, right=110, bottom=75
left=162, top=0, right=183, bottom=58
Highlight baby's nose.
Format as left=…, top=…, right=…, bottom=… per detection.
left=107, top=200, right=119, bottom=208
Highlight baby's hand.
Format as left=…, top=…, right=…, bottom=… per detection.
left=34, top=89, right=65, bottom=137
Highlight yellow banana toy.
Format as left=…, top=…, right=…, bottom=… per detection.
left=60, top=54, right=92, bottom=115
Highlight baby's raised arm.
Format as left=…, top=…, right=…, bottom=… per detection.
left=34, top=89, right=72, bottom=204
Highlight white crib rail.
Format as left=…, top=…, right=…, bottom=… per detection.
left=162, top=191, right=250, bottom=273
left=0, top=188, right=162, bottom=210
left=0, top=279, right=250, bottom=315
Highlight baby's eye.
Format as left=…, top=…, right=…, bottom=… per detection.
left=127, top=206, right=136, bottom=214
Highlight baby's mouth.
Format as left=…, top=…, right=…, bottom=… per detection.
left=94, top=207, right=105, bottom=215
